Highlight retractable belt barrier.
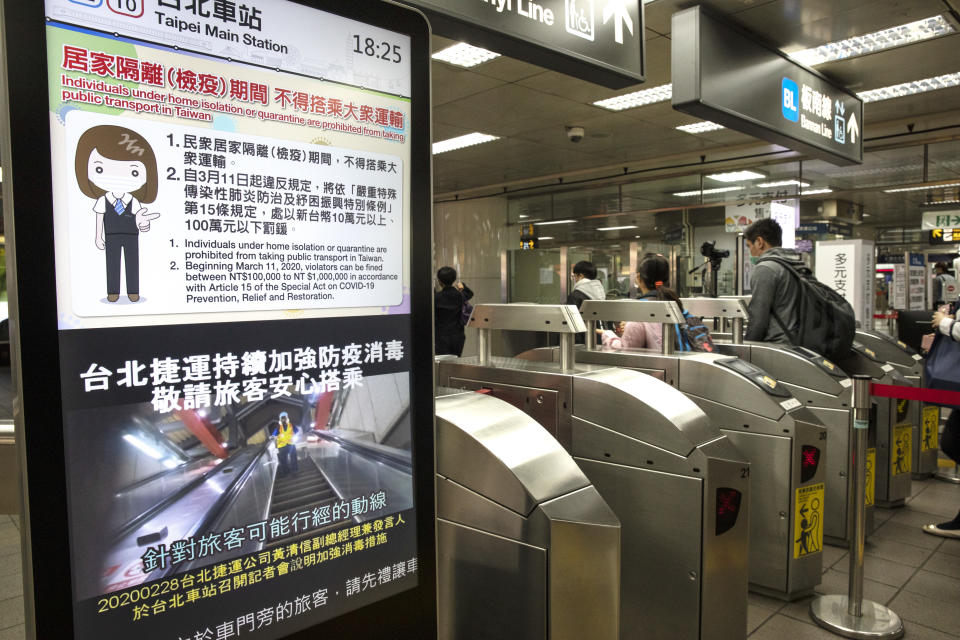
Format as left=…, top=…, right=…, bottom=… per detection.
left=870, top=383, right=960, bottom=406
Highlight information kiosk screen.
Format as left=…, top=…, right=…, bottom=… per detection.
left=23, top=1, right=431, bottom=638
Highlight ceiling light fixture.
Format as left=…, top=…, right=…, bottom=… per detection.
left=801, top=188, right=834, bottom=195
left=883, top=181, right=960, bottom=193
left=432, top=42, right=501, bottom=68
left=859, top=71, right=960, bottom=103
left=756, top=180, right=811, bottom=188
left=789, top=16, right=954, bottom=67
left=594, top=83, right=673, bottom=111
left=597, top=225, right=639, bottom=231
left=676, top=121, right=725, bottom=134
left=673, top=186, right=745, bottom=197
left=534, top=219, right=577, bottom=226
left=538, top=236, right=555, bottom=240
left=432, top=132, right=500, bottom=154
left=707, top=170, right=766, bottom=182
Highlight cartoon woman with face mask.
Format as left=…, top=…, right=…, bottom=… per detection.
left=74, top=125, right=161, bottom=303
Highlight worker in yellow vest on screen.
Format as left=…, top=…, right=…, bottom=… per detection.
left=272, top=411, right=299, bottom=477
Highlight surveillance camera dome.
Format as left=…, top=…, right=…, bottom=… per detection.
left=566, top=126, right=585, bottom=143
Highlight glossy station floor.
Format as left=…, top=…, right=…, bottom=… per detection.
left=2, top=477, right=960, bottom=639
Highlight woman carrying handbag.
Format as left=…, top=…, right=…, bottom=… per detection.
left=923, top=304, right=960, bottom=538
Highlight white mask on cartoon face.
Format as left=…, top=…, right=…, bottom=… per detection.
left=88, top=148, right=147, bottom=196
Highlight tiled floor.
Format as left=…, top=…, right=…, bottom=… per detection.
left=747, top=475, right=960, bottom=639
left=1, top=479, right=959, bottom=638
left=0, top=514, right=23, bottom=640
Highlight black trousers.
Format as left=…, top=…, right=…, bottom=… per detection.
left=105, top=233, right=139, bottom=295
left=942, top=409, right=960, bottom=465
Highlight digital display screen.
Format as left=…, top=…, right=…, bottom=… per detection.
left=44, top=1, right=419, bottom=637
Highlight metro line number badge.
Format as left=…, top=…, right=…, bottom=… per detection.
left=793, top=483, right=824, bottom=559
left=891, top=424, right=913, bottom=476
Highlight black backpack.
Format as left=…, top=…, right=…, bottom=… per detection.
left=758, top=256, right=855, bottom=361
left=678, top=309, right=716, bottom=352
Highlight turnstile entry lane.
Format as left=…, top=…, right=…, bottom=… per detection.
left=525, top=299, right=827, bottom=602
left=854, top=330, right=937, bottom=478
left=0, top=421, right=17, bottom=515
left=712, top=296, right=914, bottom=507
left=435, top=391, right=620, bottom=640
left=834, top=342, right=914, bottom=508
left=682, top=297, right=872, bottom=547
left=438, top=304, right=750, bottom=640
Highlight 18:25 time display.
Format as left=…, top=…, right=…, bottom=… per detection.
left=352, top=35, right=402, bottom=63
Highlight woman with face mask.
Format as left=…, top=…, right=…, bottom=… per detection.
left=602, top=253, right=683, bottom=350
left=74, top=125, right=161, bottom=303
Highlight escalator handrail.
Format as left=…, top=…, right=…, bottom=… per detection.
left=311, top=430, right=412, bottom=473
left=114, top=455, right=211, bottom=497
left=111, top=443, right=264, bottom=543
left=186, top=439, right=273, bottom=543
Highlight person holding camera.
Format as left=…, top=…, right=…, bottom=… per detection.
left=435, top=266, right=473, bottom=357
left=743, top=218, right=805, bottom=344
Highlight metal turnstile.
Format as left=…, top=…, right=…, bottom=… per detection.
left=683, top=297, right=872, bottom=547
left=0, top=422, right=17, bottom=514
left=435, top=391, right=620, bottom=640
left=854, top=330, right=938, bottom=478
left=438, top=304, right=750, bottom=640
left=569, top=300, right=827, bottom=601
left=834, top=342, right=914, bottom=507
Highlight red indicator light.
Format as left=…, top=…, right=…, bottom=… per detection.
left=715, top=488, right=742, bottom=535
left=801, top=445, right=821, bottom=483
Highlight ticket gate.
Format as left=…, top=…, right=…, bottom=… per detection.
left=437, top=304, right=750, bottom=640
left=708, top=296, right=912, bottom=507
left=682, top=297, right=871, bottom=547
left=435, top=391, right=620, bottom=640
left=854, top=330, right=938, bottom=478
left=521, top=299, right=826, bottom=601
left=834, top=342, right=914, bottom=507
left=0, top=421, right=16, bottom=514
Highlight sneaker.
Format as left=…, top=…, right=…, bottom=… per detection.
left=107, top=293, right=120, bottom=302
left=922, top=520, right=960, bottom=539
left=128, top=293, right=140, bottom=302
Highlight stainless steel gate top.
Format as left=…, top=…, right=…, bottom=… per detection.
left=435, top=392, right=620, bottom=640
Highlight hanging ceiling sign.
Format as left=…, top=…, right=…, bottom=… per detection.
left=3, top=0, right=436, bottom=638
left=922, top=210, right=960, bottom=230
left=671, top=6, right=863, bottom=166
left=400, top=0, right=644, bottom=88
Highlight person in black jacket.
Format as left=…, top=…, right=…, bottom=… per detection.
left=434, top=266, right=473, bottom=356
left=566, top=260, right=605, bottom=309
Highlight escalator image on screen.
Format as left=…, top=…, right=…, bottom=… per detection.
left=64, top=372, right=414, bottom=604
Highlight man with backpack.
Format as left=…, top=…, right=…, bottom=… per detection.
left=932, top=262, right=959, bottom=308
left=743, top=218, right=855, bottom=360
left=743, top=219, right=805, bottom=345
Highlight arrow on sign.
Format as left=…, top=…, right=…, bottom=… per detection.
left=933, top=229, right=943, bottom=239
left=602, top=0, right=634, bottom=44
left=846, top=112, right=859, bottom=144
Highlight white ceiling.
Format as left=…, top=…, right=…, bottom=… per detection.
left=429, top=0, right=960, bottom=235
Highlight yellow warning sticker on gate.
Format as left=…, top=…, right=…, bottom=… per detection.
left=922, top=406, right=940, bottom=453
left=794, top=483, right=824, bottom=559
left=865, top=448, right=875, bottom=507
left=891, top=424, right=913, bottom=476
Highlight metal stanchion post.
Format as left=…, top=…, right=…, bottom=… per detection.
left=810, top=375, right=903, bottom=639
